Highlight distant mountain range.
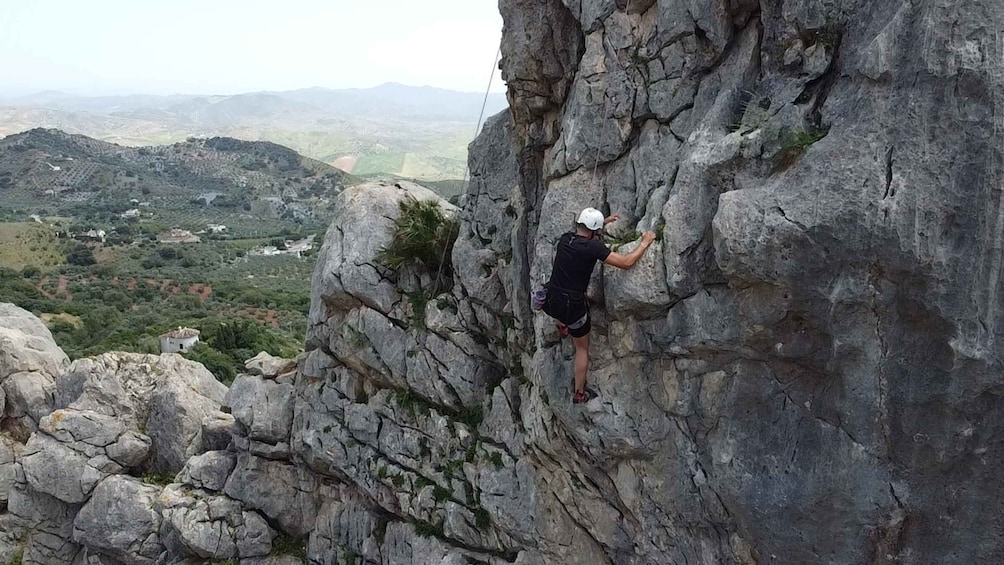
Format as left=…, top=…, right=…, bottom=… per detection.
left=0, top=84, right=510, bottom=180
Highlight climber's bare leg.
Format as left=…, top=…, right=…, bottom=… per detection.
left=571, top=333, right=589, bottom=393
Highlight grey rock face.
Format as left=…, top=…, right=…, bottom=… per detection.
left=489, top=0, right=1004, bottom=563
left=57, top=353, right=228, bottom=473
left=20, top=410, right=147, bottom=504
left=6, top=347, right=233, bottom=564
left=225, top=374, right=294, bottom=446
left=158, top=484, right=274, bottom=560
left=7, top=0, right=1004, bottom=562
left=0, top=304, right=68, bottom=380
left=260, top=1, right=1004, bottom=564
left=223, top=453, right=319, bottom=538
left=72, top=476, right=163, bottom=564
left=0, top=304, right=66, bottom=442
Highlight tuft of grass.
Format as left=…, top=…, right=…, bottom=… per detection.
left=474, top=507, right=491, bottom=529
left=772, top=127, right=829, bottom=173
left=394, top=389, right=433, bottom=419
left=433, top=485, right=452, bottom=503
left=6, top=547, right=23, bottom=565
left=142, top=472, right=175, bottom=487
left=604, top=231, right=642, bottom=250
left=272, top=533, right=307, bottom=559
left=654, top=218, right=666, bottom=242
left=459, top=405, right=484, bottom=429
left=414, top=519, right=444, bottom=538
left=487, top=452, right=504, bottom=469
left=378, top=197, right=459, bottom=294
left=441, top=459, right=465, bottom=481
left=408, top=290, right=430, bottom=329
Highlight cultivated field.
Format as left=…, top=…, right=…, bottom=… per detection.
left=0, top=222, right=63, bottom=270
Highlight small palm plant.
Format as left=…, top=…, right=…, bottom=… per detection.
left=378, top=197, right=459, bottom=292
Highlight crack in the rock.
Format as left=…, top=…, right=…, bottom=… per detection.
left=869, top=276, right=893, bottom=453
left=548, top=490, right=616, bottom=565
left=763, top=363, right=882, bottom=461
left=883, top=146, right=896, bottom=199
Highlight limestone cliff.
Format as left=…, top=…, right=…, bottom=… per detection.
left=298, top=0, right=1004, bottom=562
left=2, top=1, right=1004, bottom=563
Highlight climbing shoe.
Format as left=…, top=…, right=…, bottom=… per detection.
left=572, top=388, right=598, bottom=404
left=557, top=324, right=569, bottom=337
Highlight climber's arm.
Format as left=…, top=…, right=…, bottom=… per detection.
left=604, top=231, right=656, bottom=270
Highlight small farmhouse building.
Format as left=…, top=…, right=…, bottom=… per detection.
left=159, top=327, right=200, bottom=353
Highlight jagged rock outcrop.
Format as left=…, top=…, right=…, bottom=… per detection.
left=56, top=353, right=228, bottom=474
left=0, top=349, right=232, bottom=564
left=4, top=0, right=1004, bottom=563
left=0, top=304, right=68, bottom=562
left=0, top=303, right=67, bottom=441
left=282, top=1, right=1004, bottom=564
left=0, top=311, right=310, bottom=564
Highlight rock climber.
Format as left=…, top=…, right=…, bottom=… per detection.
left=542, top=207, right=656, bottom=403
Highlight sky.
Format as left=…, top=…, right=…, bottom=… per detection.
left=0, top=0, right=505, bottom=97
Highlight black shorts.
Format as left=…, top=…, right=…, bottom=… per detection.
left=543, top=288, right=591, bottom=337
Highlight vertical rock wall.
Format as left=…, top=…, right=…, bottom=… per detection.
left=282, top=1, right=1004, bottom=563
left=489, top=0, right=1004, bottom=563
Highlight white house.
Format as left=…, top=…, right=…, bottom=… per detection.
left=121, top=209, right=141, bottom=219
left=78, top=229, right=106, bottom=243
left=159, top=327, right=200, bottom=353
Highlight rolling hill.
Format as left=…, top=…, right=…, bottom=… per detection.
left=0, top=128, right=355, bottom=233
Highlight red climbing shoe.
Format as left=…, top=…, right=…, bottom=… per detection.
left=572, top=388, right=598, bottom=404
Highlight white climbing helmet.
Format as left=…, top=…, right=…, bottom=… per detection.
left=577, top=207, right=605, bottom=231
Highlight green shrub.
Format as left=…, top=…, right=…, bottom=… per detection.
left=6, top=547, right=22, bottom=565
left=66, top=245, right=95, bottom=266
left=271, top=533, right=307, bottom=558
left=185, top=343, right=237, bottom=384
left=378, top=197, right=459, bottom=291
left=414, top=519, right=443, bottom=538
left=474, top=507, right=491, bottom=529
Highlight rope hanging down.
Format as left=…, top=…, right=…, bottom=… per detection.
left=581, top=33, right=615, bottom=228
left=431, top=45, right=503, bottom=295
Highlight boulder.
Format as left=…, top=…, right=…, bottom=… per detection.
left=0, top=303, right=68, bottom=379
left=0, top=304, right=66, bottom=442
left=56, top=353, right=227, bottom=473
left=158, top=484, right=273, bottom=560
left=244, top=352, right=296, bottom=379
left=223, top=454, right=319, bottom=538
left=72, top=476, right=164, bottom=564
left=177, top=451, right=236, bottom=492
left=19, top=410, right=150, bottom=504
left=225, top=375, right=294, bottom=445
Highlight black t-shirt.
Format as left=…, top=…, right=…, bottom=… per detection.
left=547, top=232, right=611, bottom=294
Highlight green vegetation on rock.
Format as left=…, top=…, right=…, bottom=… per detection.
left=378, top=197, right=459, bottom=294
